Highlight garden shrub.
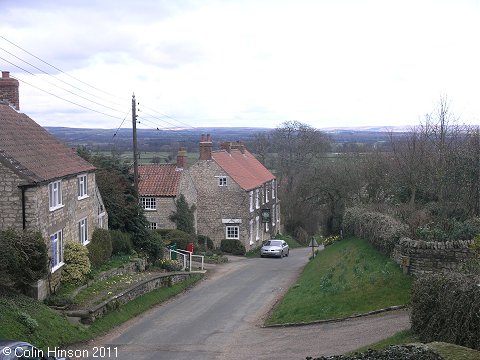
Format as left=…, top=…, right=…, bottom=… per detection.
left=132, top=229, right=164, bottom=263
left=62, top=241, right=91, bottom=285
left=163, top=229, right=194, bottom=250
left=110, top=230, right=133, bottom=255
left=159, top=258, right=182, bottom=272
left=0, top=229, right=48, bottom=291
left=411, top=272, right=480, bottom=350
left=220, top=239, right=246, bottom=255
left=343, top=207, right=408, bottom=256
left=18, top=312, right=38, bottom=333
left=87, top=228, right=113, bottom=268
left=195, top=235, right=214, bottom=253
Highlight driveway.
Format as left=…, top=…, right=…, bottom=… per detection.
left=81, top=248, right=410, bottom=359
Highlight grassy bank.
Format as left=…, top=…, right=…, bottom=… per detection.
left=0, top=274, right=203, bottom=348
left=266, top=237, right=412, bottom=325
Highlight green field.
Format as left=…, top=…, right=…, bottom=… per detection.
left=94, top=151, right=199, bottom=165
left=266, top=237, right=412, bottom=325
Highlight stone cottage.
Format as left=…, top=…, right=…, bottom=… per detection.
left=189, top=135, right=280, bottom=250
left=137, top=147, right=197, bottom=232
left=0, top=71, right=108, bottom=299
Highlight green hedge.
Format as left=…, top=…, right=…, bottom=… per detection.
left=87, top=229, right=113, bottom=268
left=220, top=239, right=246, bottom=255
left=163, top=229, right=194, bottom=250
left=110, top=230, right=133, bottom=255
left=342, top=207, right=408, bottom=256
left=411, top=272, right=480, bottom=350
left=62, top=241, right=90, bottom=285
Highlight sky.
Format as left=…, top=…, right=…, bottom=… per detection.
left=0, top=0, right=479, bottom=130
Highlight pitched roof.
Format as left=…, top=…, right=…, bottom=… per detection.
left=211, top=149, right=275, bottom=191
left=137, top=164, right=181, bottom=197
left=0, top=104, right=95, bottom=184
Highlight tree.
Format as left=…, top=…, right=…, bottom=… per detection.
left=169, top=194, right=196, bottom=234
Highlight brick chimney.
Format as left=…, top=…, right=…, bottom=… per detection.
left=220, top=141, right=231, bottom=153
left=0, top=71, right=20, bottom=110
left=230, top=141, right=245, bottom=154
left=176, top=147, right=187, bottom=169
left=199, top=134, right=212, bottom=160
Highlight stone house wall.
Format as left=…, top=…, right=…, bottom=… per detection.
left=0, top=161, right=25, bottom=230
left=0, top=167, right=108, bottom=298
left=392, top=237, right=476, bottom=275
left=189, top=160, right=278, bottom=250
left=143, top=169, right=198, bottom=231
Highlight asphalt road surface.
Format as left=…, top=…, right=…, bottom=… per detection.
left=81, top=248, right=410, bottom=360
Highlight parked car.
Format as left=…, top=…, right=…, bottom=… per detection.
left=260, top=239, right=289, bottom=258
left=0, top=340, right=70, bottom=360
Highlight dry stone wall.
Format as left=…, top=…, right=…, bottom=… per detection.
left=393, top=237, right=475, bottom=275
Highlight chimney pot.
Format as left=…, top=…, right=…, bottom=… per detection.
left=199, top=134, right=212, bottom=160
left=0, top=70, right=19, bottom=110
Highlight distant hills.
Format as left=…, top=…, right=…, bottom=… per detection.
left=46, top=126, right=406, bottom=153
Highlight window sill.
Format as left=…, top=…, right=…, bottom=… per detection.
left=49, top=204, right=65, bottom=212
left=52, top=262, right=64, bottom=273
left=144, top=208, right=157, bottom=211
left=78, top=195, right=89, bottom=201
left=82, top=240, right=90, bottom=246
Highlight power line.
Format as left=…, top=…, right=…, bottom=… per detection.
left=11, top=75, right=126, bottom=120
left=0, top=35, right=196, bottom=129
left=0, top=35, right=126, bottom=103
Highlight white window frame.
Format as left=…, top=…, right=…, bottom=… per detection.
left=272, top=179, right=276, bottom=199
left=271, top=205, right=276, bottom=226
left=77, top=174, right=88, bottom=199
left=226, top=225, right=239, bottom=239
left=277, top=204, right=280, bottom=223
left=255, top=189, right=260, bottom=209
left=249, top=191, right=254, bottom=212
left=51, top=230, right=64, bottom=272
left=217, top=176, right=228, bottom=187
left=98, top=212, right=106, bottom=229
left=141, top=197, right=157, bottom=211
left=148, top=222, right=158, bottom=230
left=256, top=216, right=260, bottom=240
left=48, top=180, right=63, bottom=211
left=266, top=221, right=269, bottom=232
left=79, top=218, right=88, bottom=245
left=249, top=219, right=254, bottom=245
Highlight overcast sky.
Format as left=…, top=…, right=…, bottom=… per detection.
left=1, top=0, right=479, bottom=130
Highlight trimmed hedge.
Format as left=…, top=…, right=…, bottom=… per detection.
left=62, top=241, right=90, bottom=285
left=411, top=272, right=480, bottom=350
left=220, top=239, right=246, bottom=255
left=163, top=229, right=194, bottom=250
left=87, top=229, right=113, bottom=268
left=343, top=207, right=408, bottom=256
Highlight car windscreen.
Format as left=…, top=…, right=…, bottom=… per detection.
left=265, top=240, right=282, bottom=246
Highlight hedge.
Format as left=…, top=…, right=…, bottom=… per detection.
left=62, top=241, right=91, bottom=284
left=220, top=239, right=246, bottom=255
left=411, top=272, right=480, bottom=350
left=342, top=207, right=408, bottom=256
left=110, top=230, right=133, bottom=255
left=87, top=228, right=113, bottom=268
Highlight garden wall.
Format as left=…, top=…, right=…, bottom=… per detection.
left=393, top=238, right=475, bottom=275
left=65, top=272, right=194, bottom=324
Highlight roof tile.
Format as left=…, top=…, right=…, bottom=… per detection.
left=0, top=104, right=95, bottom=183
left=137, top=164, right=181, bottom=197
left=212, top=149, right=275, bottom=190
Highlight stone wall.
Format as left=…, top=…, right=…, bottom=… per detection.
left=393, top=237, right=476, bottom=275
left=65, top=272, right=196, bottom=323
left=0, top=161, right=25, bottom=230
left=0, top=168, right=108, bottom=298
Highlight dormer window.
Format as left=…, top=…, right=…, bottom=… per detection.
left=217, top=176, right=227, bottom=186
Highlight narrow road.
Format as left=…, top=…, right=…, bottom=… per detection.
left=82, top=248, right=410, bottom=360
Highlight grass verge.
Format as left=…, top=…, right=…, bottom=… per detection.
left=349, top=329, right=418, bottom=354
left=266, top=237, right=412, bottom=325
left=0, top=274, right=203, bottom=349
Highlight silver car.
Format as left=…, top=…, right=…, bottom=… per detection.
left=260, top=239, right=289, bottom=258
left=0, top=341, right=71, bottom=360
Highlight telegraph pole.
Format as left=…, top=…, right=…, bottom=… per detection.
left=132, top=93, right=139, bottom=195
